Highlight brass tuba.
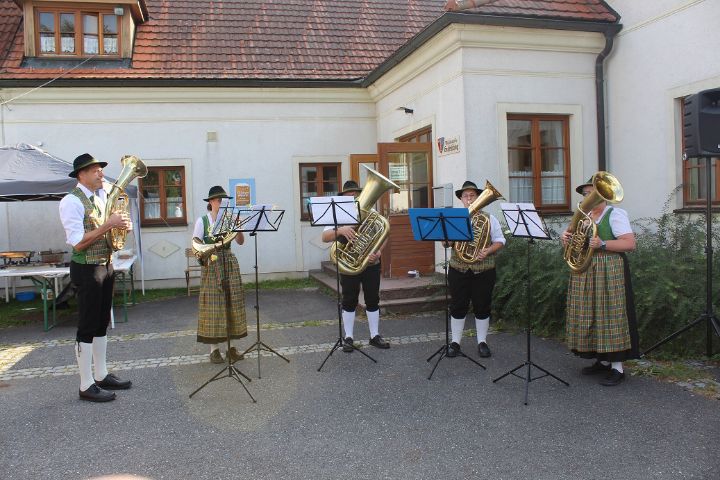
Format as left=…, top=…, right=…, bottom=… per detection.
left=453, top=180, right=504, bottom=262
left=330, top=166, right=399, bottom=275
left=191, top=210, right=239, bottom=264
left=563, top=171, right=624, bottom=273
left=105, top=155, right=147, bottom=250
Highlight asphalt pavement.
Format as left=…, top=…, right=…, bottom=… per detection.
left=0, top=287, right=718, bottom=480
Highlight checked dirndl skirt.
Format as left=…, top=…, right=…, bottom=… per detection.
left=197, top=249, right=247, bottom=344
left=565, top=251, right=639, bottom=362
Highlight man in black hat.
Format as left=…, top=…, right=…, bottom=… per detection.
left=321, top=180, right=390, bottom=352
left=58, top=153, right=133, bottom=402
left=443, top=180, right=505, bottom=358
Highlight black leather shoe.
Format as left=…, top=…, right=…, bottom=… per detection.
left=79, top=384, right=116, bottom=402
left=96, top=373, right=132, bottom=390
left=369, top=335, right=390, bottom=349
left=477, top=342, right=491, bottom=358
left=581, top=361, right=612, bottom=375
left=342, top=337, right=354, bottom=353
left=446, top=342, right=460, bottom=358
left=600, top=368, right=625, bottom=386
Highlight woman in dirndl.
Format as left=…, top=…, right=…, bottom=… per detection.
left=560, top=177, right=639, bottom=386
left=193, top=186, right=247, bottom=364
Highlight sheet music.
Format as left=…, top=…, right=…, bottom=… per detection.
left=211, top=198, right=234, bottom=237
left=309, top=196, right=359, bottom=226
left=243, top=204, right=274, bottom=231
left=500, top=202, right=550, bottom=239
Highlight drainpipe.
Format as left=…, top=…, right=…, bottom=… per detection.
left=595, top=30, right=617, bottom=171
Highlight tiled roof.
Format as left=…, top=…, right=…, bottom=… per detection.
left=0, top=0, right=618, bottom=83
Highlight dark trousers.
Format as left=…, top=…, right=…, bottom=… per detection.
left=448, top=266, right=496, bottom=319
left=70, top=261, right=115, bottom=343
left=341, top=262, right=381, bottom=312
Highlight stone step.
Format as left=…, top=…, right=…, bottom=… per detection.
left=309, top=268, right=446, bottom=316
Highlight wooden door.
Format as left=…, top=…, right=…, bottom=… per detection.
left=377, top=142, right=434, bottom=278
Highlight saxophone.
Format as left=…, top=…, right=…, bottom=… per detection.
left=563, top=171, right=624, bottom=273
left=104, top=155, right=147, bottom=251
left=330, top=166, right=399, bottom=275
left=453, top=180, right=504, bottom=262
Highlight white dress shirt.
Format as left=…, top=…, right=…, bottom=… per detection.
left=58, top=183, right=107, bottom=247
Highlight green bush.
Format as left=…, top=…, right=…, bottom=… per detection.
left=491, top=200, right=720, bottom=359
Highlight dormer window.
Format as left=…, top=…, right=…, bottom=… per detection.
left=37, top=9, right=120, bottom=57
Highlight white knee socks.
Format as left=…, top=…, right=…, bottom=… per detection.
left=92, top=336, right=109, bottom=382
left=367, top=310, right=380, bottom=338
left=210, top=343, right=221, bottom=354
left=342, top=310, right=355, bottom=339
left=75, top=342, right=95, bottom=391
left=611, top=361, right=623, bottom=373
left=475, top=317, right=489, bottom=344
left=451, top=316, right=465, bottom=344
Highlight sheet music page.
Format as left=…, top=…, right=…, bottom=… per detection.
left=309, top=196, right=359, bottom=225
left=211, top=198, right=234, bottom=236
left=500, top=202, right=549, bottom=239
left=247, top=204, right=274, bottom=231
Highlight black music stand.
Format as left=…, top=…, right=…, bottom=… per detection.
left=643, top=155, right=720, bottom=357
left=492, top=203, right=568, bottom=405
left=189, top=200, right=255, bottom=402
left=309, top=196, right=377, bottom=371
left=408, top=207, right=487, bottom=379
left=235, top=206, right=290, bottom=378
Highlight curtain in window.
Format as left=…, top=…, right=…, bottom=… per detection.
left=509, top=171, right=532, bottom=202
left=103, top=37, right=118, bottom=54
left=84, top=37, right=99, bottom=54
left=40, top=36, right=55, bottom=53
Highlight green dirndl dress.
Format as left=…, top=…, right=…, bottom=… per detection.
left=196, top=217, right=247, bottom=344
left=565, top=209, right=639, bottom=362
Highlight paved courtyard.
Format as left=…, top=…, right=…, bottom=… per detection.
left=0, top=288, right=718, bottom=480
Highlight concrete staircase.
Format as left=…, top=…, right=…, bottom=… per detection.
left=309, top=261, right=446, bottom=315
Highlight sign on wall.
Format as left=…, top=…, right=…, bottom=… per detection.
left=389, top=164, right=408, bottom=182
left=437, top=136, right=460, bottom=156
left=229, top=178, right=255, bottom=207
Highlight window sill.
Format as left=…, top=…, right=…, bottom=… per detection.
left=536, top=210, right=573, bottom=216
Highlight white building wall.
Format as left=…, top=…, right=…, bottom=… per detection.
left=0, top=88, right=376, bottom=285
left=605, top=0, right=720, bottom=218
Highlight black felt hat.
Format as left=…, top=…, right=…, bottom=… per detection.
left=68, top=153, right=107, bottom=178
left=454, top=180, right=483, bottom=199
left=575, top=176, right=594, bottom=195
left=203, top=185, right=232, bottom=202
left=340, top=180, right=363, bottom=195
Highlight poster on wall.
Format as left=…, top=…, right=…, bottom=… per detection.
left=229, top=178, right=255, bottom=207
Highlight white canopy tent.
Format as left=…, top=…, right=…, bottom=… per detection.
left=0, top=143, right=145, bottom=293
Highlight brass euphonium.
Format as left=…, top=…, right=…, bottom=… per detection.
left=453, top=180, right=504, bottom=262
left=563, top=171, right=624, bottom=273
left=105, top=155, right=147, bottom=250
left=330, top=166, right=400, bottom=275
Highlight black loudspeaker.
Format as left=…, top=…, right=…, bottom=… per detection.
left=684, top=87, right=720, bottom=159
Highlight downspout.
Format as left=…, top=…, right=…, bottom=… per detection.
left=595, top=30, right=617, bottom=171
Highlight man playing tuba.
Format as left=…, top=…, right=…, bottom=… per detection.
left=321, top=180, right=391, bottom=352
left=560, top=175, right=639, bottom=386
left=443, top=180, right=505, bottom=359
left=58, top=153, right=133, bottom=402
